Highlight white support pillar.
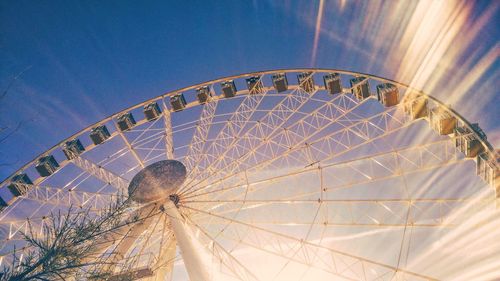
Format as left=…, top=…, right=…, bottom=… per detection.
left=164, top=200, right=212, bottom=281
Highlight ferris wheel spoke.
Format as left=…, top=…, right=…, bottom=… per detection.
left=181, top=103, right=413, bottom=200
left=79, top=203, right=163, bottom=271
left=180, top=80, right=271, bottom=191
left=0, top=246, right=36, bottom=270
left=183, top=214, right=261, bottom=281
left=160, top=100, right=175, bottom=159
left=0, top=217, right=45, bottom=242
left=172, top=112, right=238, bottom=135
left=18, top=183, right=124, bottom=210
left=180, top=73, right=319, bottom=194
left=185, top=197, right=490, bottom=228
left=182, top=97, right=219, bottom=176
left=113, top=120, right=146, bottom=169
left=182, top=205, right=435, bottom=281
left=98, top=211, right=167, bottom=278
left=301, top=106, right=412, bottom=165
left=183, top=139, right=484, bottom=229
left=0, top=174, right=127, bottom=242
left=0, top=201, right=146, bottom=244
left=182, top=138, right=466, bottom=207
left=180, top=87, right=363, bottom=197
left=186, top=93, right=368, bottom=195
left=211, top=224, right=359, bottom=281
left=104, top=208, right=162, bottom=267
left=72, top=156, right=130, bottom=192
left=130, top=130, right=165, bottom=148
left=127, top=112, right=164, bottom=145
left=147, top=214, right=177, bottom=281
left=139, top=131, right=168, bottom=164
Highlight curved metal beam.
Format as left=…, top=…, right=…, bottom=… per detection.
left=1, top=68, right=497, bottom=212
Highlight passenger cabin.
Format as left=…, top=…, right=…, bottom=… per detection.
left=323, top=73, right=342, bottom=95
left=350, top=77, right=370, bottom=100
left=404, top=93, right=428, bottom=119
left=143, top=102, right=162, bottom=121
left=246, top=76, right=264, bottom=94
left=429, top=107, right=457, bottom=135
left=62, top=138, right=85, bottom=160
left=90, top=125, right=111, bottom=145
left=455, top=123, right=486, bottom=158
left=196, top=86, right=212, bottom=104
left=477, top=151, right=499, bottom=192
left=35, top=155, right=59, bottom=177
left=8, top=173, right=33, bottom=197
left=221, top=80, right=237, bottom=98
left=170, top=93, right=187, bottom=111
left=376, top=83, right=399, bottom=107
left=272, top=73, right=288, bottom=93
left=117, top=112, right=136, bottom=132
left=297, top=72, right=315, bottom=93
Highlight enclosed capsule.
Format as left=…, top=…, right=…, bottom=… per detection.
left=404, top=93, right=428, bottom=119
left=297, top=72, right=315, bottom=93
left=323, top=73, right=342, bottom=95
left=350, top=77, right=370, bottom=100
left=221, top=80, right=237, bottom=98
left=143, top=102, right=162, bottom=121
left=272, top=73, right=288, bottom=92
left=477, top=151, right=499, bottom=191
left=62, top=138, right=85, bottom=160
left=196, top=86, right=212, bottom=104
left=455, top=123, right=485, bottom=158
left=90, top=125, right=111, bottom=145
left=8, top=173, right=33, bottom=197
left=376, top=83, right=399, bottom=107
left=246, top=76, right=264, bottom=94
left=35, top=155, right=59, bottom=177
left=429, top=107, right=457, bottom=135
left=170, top=93, right=187, bottom=111
left=117, top=112, right=136, bottom=132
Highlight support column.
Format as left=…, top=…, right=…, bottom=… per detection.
left=163, top=200, right=212, bottom=281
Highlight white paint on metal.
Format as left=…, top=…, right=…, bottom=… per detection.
left=164, top=200, right=213, bottom=281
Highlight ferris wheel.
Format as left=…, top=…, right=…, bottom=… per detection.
left=0, top=69, right=498, bottom=281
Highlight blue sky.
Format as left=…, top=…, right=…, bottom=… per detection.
left=1, top=0, right=499, bottom=181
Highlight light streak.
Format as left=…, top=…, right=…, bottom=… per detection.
left=310, top=0, right=325, bottom=66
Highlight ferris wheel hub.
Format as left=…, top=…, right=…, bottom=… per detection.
left=128, top=160, right=187, bottom=203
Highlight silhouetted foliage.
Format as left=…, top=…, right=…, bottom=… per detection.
left=0, top=197, right=159, bottom=281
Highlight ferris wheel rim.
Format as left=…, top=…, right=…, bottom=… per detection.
left=0, top=68, right=497, bottom=280
left=0, top=68, right=496, bottom=190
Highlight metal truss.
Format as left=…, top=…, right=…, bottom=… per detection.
left=0, top=69, right=497, bottom=280
left=183, top=139, right=489, bottom=229
left=21, top=183, right=123, bottom=210
left=113, top=120, right=146, bottom=169
left=185, top=137, right=464, bottom=199
left=184, top=214, right=260, bottom=281
left=183, top=204, right=435, bottom=281
left=181, top=76, right=270, bottom=191
left=161, top=100, right=175, bottom=159
left=181, top=98, right=410, bottom=200
left=180, top=73, right=321, bottom=195
left=72, top=156, right=130, bottom=192
left=182, top=95, right=218, bottom=178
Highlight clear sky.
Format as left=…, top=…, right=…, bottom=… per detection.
left=0, top=0, right=499, bottom=181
